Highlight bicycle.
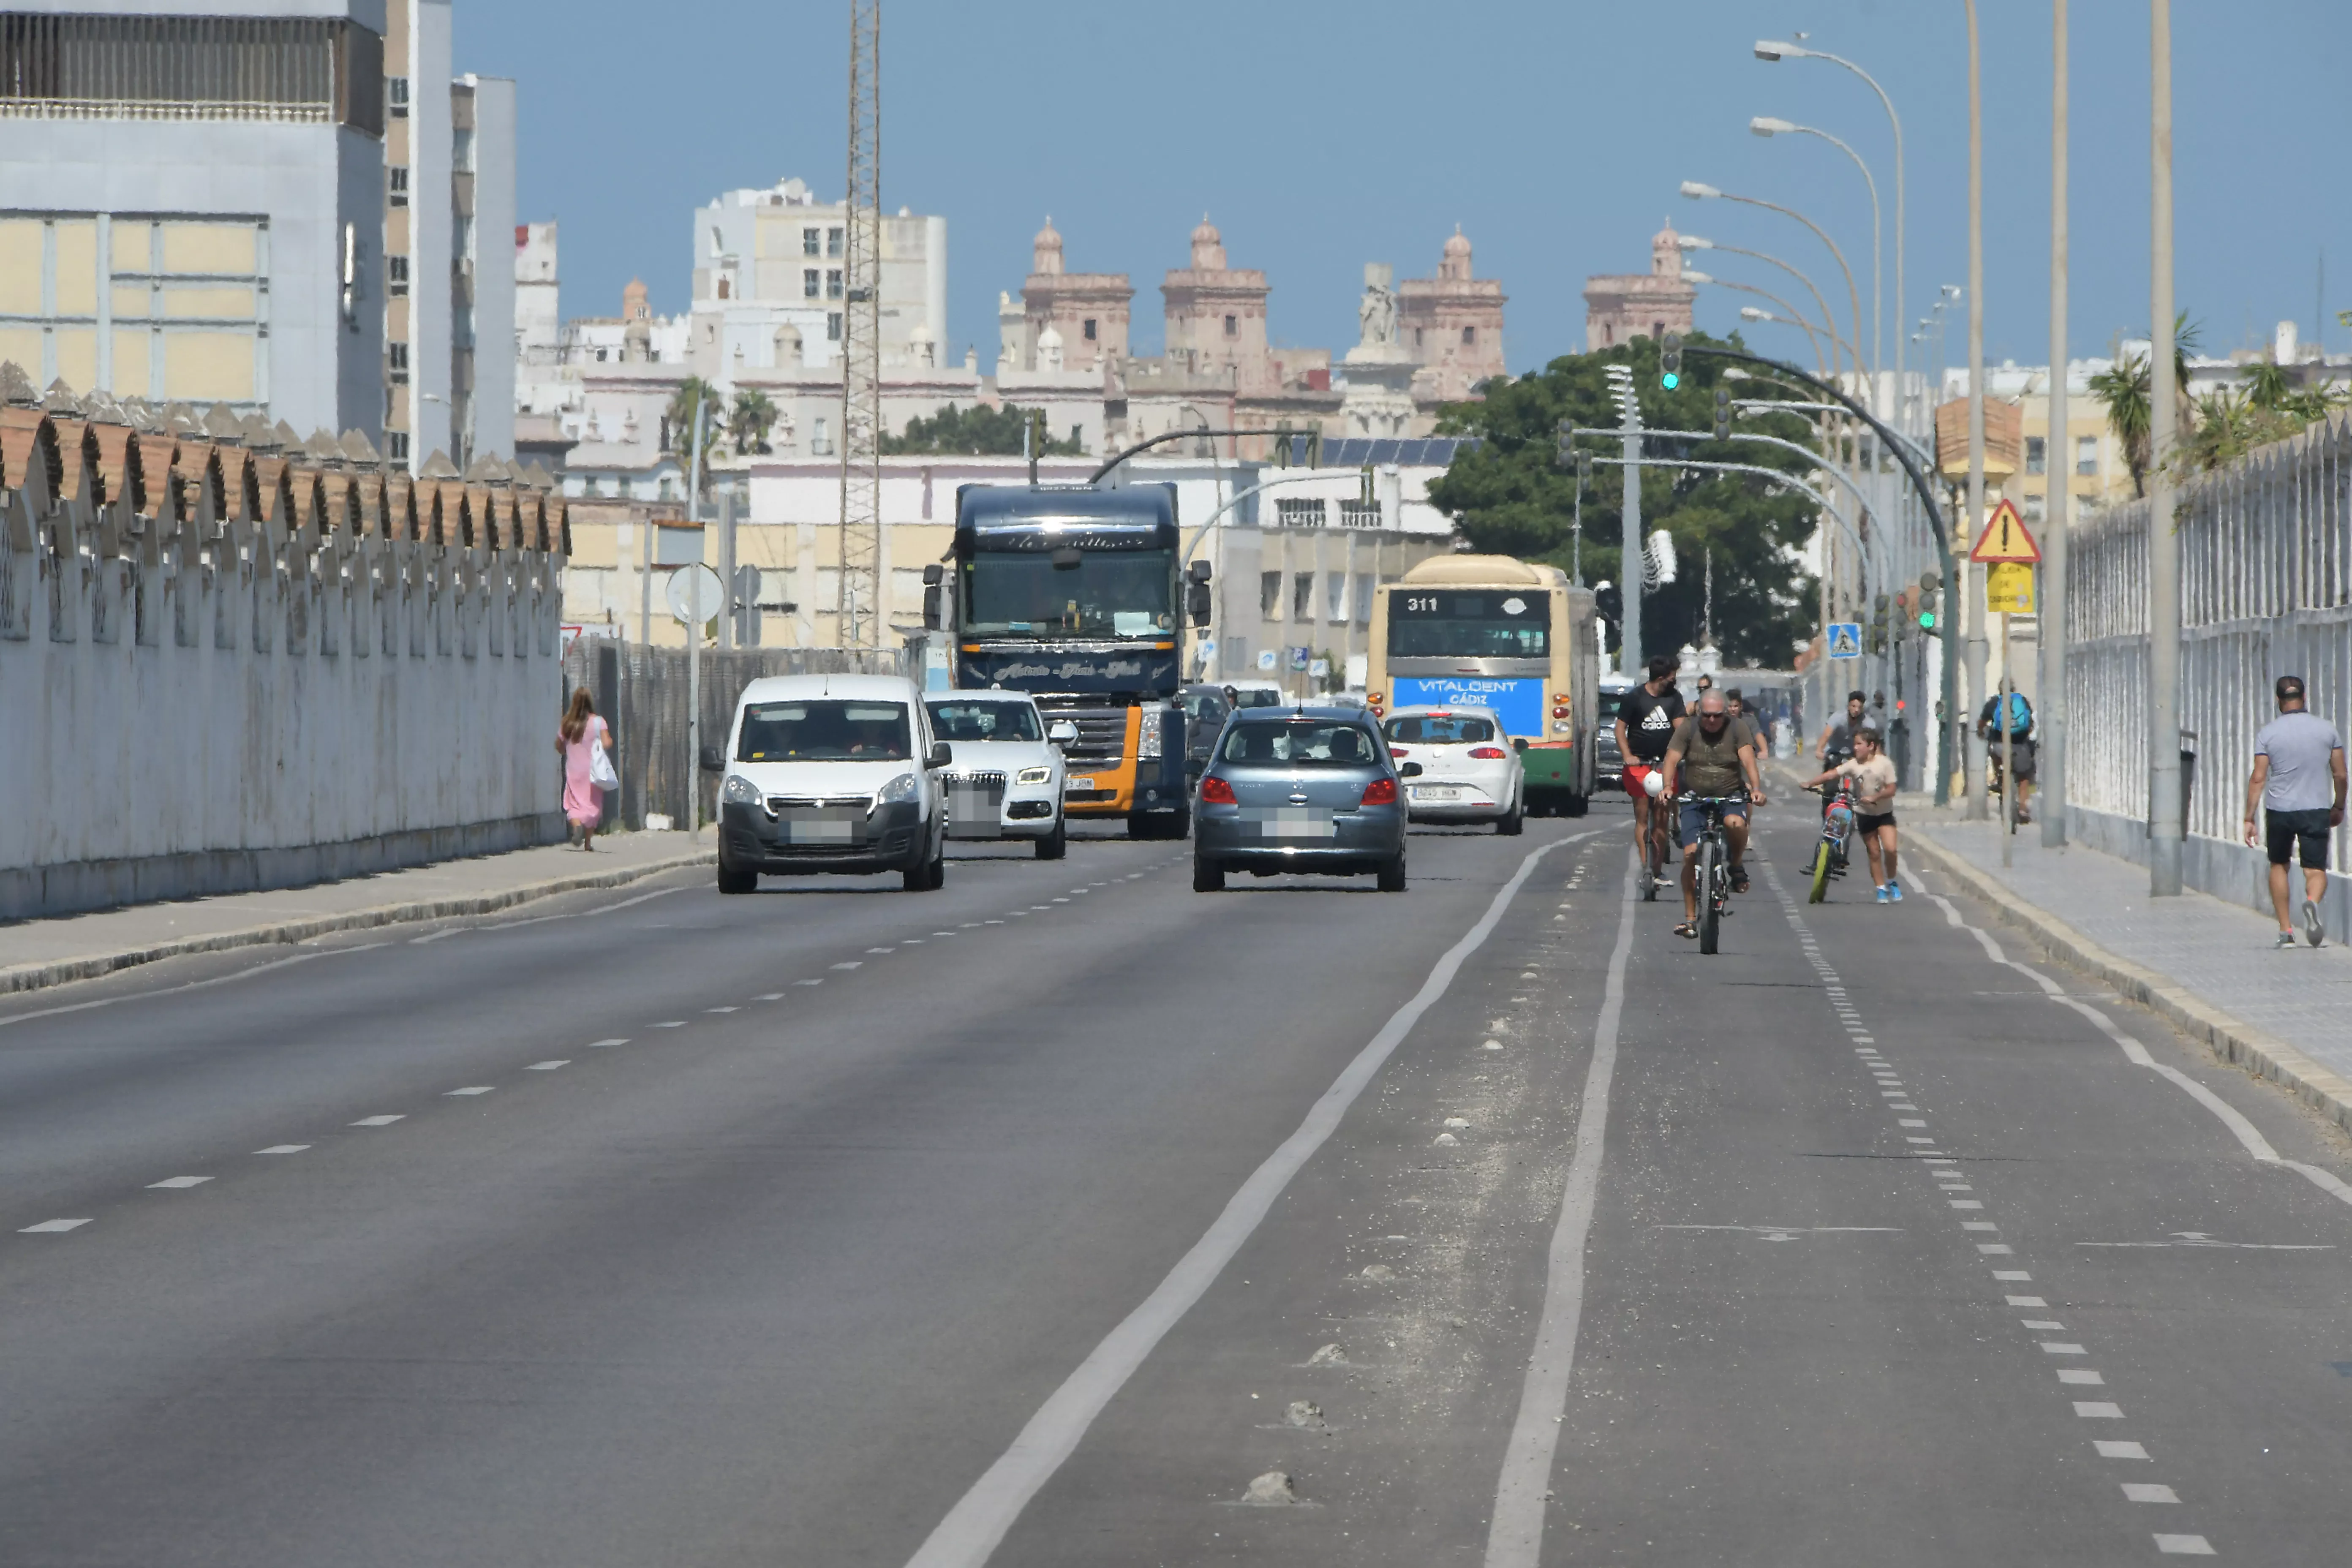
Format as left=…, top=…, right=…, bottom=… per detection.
left=1639, top=795, right=1671, bottom=901
left=1678, top=792, right=1747, bottom=954
left=1805, top=778, right=1857, bottom=904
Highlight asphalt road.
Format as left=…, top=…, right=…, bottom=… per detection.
left=4, top=801, right=2350, bottom=1566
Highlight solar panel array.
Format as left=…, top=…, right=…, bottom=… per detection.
left=1279, top=436, right=1481, bottom=468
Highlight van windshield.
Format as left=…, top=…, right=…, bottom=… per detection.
left=737, top=701, right=911, bottom=761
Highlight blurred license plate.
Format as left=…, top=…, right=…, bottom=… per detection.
left=1068, top=776, right=1095, bottom=791
left=1254, top=808, right=1336, bottom=839
left=1410, top=785, right=1462, bottom=802
left=784, top=819, right=855, bottom=844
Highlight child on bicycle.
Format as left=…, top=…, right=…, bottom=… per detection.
left=1800, top=724, right=1901, bottom=901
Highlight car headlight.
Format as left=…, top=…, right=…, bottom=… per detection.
left=721, top=773, right=762, bottom=806
left=1137, top=706, right=1165, bottom=760
left=875, top=772, right=921, bottom=808
left=1015, top=765, right=1053, bottom=785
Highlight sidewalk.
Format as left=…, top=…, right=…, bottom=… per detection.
left=0, top=830, right=713, bottom=997
left=1903, top=803, right=2352, bottom=1135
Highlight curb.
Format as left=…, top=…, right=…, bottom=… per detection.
left=1906, top=825, right=2352, bottom=1139
left=0, top=847, right=716, bottom=999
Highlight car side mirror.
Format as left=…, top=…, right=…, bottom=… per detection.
left=1048, top=719, right=1079, bottom=745
left=1186, top=581, right=1212, bottom=623
left=922, top=583, right=941, bottom=630
left=926, top=741, right=952, bottom=770
left=698, top=745, right=725, bottom=773
left=1399, top=761, right=1424, bottom=778
left=1188, top=559, right=1213, bottom=584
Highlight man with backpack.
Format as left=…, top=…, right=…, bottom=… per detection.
left=1978, top=688, right=2036, bottom=824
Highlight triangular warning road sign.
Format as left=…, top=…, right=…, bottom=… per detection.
left=1970, top=498, right=2041, bottom=564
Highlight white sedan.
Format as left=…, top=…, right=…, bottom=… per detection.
left=1381, top=705, right=1524, bottom=835
left=924, top=692, right=1069, bottom=858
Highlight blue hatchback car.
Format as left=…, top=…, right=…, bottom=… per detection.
left=1192, top=706, right=1409, bottom=892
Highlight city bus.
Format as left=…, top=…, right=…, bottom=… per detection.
left=1366, top=555, right=1597, bottom=816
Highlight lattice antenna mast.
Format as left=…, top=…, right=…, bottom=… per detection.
left=835, top=0, right=883, bottom=646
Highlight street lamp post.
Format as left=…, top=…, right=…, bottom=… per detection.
left=1750, top=117, right=1881, bottom=382
left=1962, top=0, right=1990, bottom=822
left=2044, top=0, right=2072, bottom=849
left=1681, top=182, right=1866, bottom=414
left=2148, top=0, right=2183, bottom=893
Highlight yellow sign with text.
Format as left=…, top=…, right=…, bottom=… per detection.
left=1985, top=561, right=2036, bottom=614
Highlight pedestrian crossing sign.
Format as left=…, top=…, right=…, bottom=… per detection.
left=1826, top=622, right=1862, bottom=660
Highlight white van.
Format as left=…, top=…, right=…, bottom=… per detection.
left=706, top=673, right=949, bottom=893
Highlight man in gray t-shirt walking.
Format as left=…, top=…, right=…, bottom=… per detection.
left=2244, top=674, right=2347, bottom=948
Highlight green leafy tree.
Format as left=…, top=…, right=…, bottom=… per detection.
left=2088, top=312, right=2201, bottom=498
left=1426, top=331, right=1821, bottom=667
left=882, top=403, right=1083, bottom=456
left=727, top=388, right=779, bottom=455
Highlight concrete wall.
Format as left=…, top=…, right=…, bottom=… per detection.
left=0, top=406, right=569, bottom=921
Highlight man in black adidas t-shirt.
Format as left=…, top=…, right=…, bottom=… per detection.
left=1614, top=653, right=1687, bottom=877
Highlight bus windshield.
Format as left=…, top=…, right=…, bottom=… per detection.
left=1386, top=588, right=1549, bottom=659
left=962, top=547, right=1175, bottom=639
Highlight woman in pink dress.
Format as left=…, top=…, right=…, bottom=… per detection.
left=558, top=687, right=614, bottom=849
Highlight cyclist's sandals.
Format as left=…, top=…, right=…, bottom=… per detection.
left=1730, top=867, right=1751, bottom=894
left=1674, top=920, right=1699, bottom=939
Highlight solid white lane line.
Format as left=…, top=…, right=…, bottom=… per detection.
left=147, top=1176, right=212, bottom=1189
left=901, top=828, right=1602, bottom=1568
left=0, top=946, right=344, bottom=1032
left=1482, top=844, right=1640, bottom=1568
left=255, top=1144, right=310, bottom=1155
left=525, top=1060, right=568, bottom=1070
left=19, top=1218, right=91, bottom=1233
left=587, top=1038, right=629, bottom=1048
left=1901, top=865, right=2352, bottom=1214
left=349, top=1114, right=404, bottom=1126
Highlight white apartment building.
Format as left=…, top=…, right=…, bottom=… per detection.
left=0, top=0, right=389, bottom=435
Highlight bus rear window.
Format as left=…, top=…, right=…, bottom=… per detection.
left=1386, top=590, right=1548, bottom=659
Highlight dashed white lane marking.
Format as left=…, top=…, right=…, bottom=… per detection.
left=756, top=993, right=788, bottom=1001
left=148, top=1176, right=211, bottom=1189
left=830, top=961, right=863, bottom=969
left=1949, top=1199, right=1984, bottom=1209
left=2056, top=1369, right=2106, bottom=1385
left=349, top=1114, right=405, bottom=1126
left=2022, top=1318, right=2065, bottom=1329
left=795, top=979, right=823, bottom=986
left=2096, top=1440, right=2152, bottom=1459
left=2007, top=1294, right=2047, bottom=1307
left=1993, top=1269, right=2034, bottom=1282
left=1977, top=1243, right=2015, bottom=1255
left=2154, top=1535, right=2215, bottom=1555
left=2074, top=1401, right=2125, bottom=1418
left=588, top=1038, right=629, bottom=1048
left=2041, top=1342, right=2087, bottom=1354
left=866, top=947, right=895, bottom=954
left=445, top=1087, right=494, bottom=1097
left=19, top=1218, right=91, bottom=1233
left=525, top=1060, right=568, bottom=1071
left=2124, top=1484, right=2182, bottom=1505
left=651, top=1019, right=688, bottom=1026
left=706, top=1006, right=739, bottom=1013
left=255, top=1144, right=309, bottom=1155
left=904, top=829, right=1604, bottom=1568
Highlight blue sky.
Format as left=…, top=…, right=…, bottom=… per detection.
left=463, top=0, right=2352, bottom=378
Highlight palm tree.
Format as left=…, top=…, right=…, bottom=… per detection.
left=663, top=377, right=721, bottom=487
left=2088, top=312, right=2201, bottom=498
left=728, top=388, right=779, bottom=455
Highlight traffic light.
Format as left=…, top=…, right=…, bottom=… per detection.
left=1916, top=567, right=1941, bottom=630
left=1272, top=423, right=1295, bottom=468
left=1659, top=332, right=1683, bottom=390
left=1556, top=420, right=1575, bottom=472
left=1577, top=451, right=1593, bottom=485
left=1712, top=388, right=1732, bottom=441
left=1869, top=592, right=1891, bottom=653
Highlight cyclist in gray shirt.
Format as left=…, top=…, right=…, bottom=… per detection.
left=2244, top=674, right=2347, bottom=948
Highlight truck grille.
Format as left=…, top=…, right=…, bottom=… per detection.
left=1037, top=703, right=1129, bottom=766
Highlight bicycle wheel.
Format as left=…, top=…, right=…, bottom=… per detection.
left=1698, top=841, right=1722, bottom=953
left=1641, top=831, right=1662, bottom=900
left=1808, top=841, right=1833, bottom=904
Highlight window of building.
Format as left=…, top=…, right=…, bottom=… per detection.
left=387, top=254, right=408, bottom=295
left=1082, top=318, right=1097, bottom=341
left=2025, top=435, right=2047, bottom=474
left=803, top=268, right=820, bottom=299
left=716, top=278, right=730, bottom=299
left=659, top=476, right=676, bottom=501
left=1070, top=424, right=1083, bottom=449
left=387, top=165, right=408, bottom=207
left=826, top=268, right=844, bottom=299
left=2076, top=436, right=2098, bottom=475
left=827, top=226, right=844, bottom=257
left=1224, top=314, right=1238, bottom=338
left=1326, top=571, right=1347, bottom=623
left=388, top=76, right=409, bottom=117
left=2023, top=495, right=2046, bottom=523
left=813, top=415, right=832, bottom=455
left=1354, top=572, right=1373, bottom=626
left=1651, top=321, right=1666, bottom=339
left=803, top=227, right=820, bottom=256
left=1293, top=572, right=1314, bottom=621
left=1415, top=327, right=1424, bottom=347
left=387, top=341, right=408, bottom=379
left=595, top=347, right=608, bottom=362
left=827, top=311, right=843, bottom=342
left=1275, top=497, right=1326, bottom=528
left=1260, top=571, right=1282, bottom=619
left=1462, top=325, right=1476, bottom=344
left=388, top=431, right=410, bottom=462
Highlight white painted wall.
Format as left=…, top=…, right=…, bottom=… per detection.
left=0, top=444, right=566, bottom=920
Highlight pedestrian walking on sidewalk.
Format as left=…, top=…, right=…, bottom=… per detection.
left=1800, top=724, right=1902, bottom=901
left=559, top=687, right=616, bottom=852
left=2243, top=675, right=2346, bottom=948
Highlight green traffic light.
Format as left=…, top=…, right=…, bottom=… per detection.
left=1918, top=611, right=1937, bottom=629
left=1660, top=371, right=1681, bottom=390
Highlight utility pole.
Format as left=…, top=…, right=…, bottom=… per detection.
left=2042, top=0, right=2071, bottom=849
left=2148, top=0, right=2183, bottom=894
left=1615, top=367, right=1643, bottom=678
left=685, top=394, right=709, bottom=831
left=1962, top=0, right=1990, bottom=821
left=835, top=0, right=882, bottom=649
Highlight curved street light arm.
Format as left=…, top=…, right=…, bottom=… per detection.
left=1787, top=123, right=1881, bottom=378
left=1709, top=189, right=1867, bottom=410
left=1685, top=237, right=1852, bottom=387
